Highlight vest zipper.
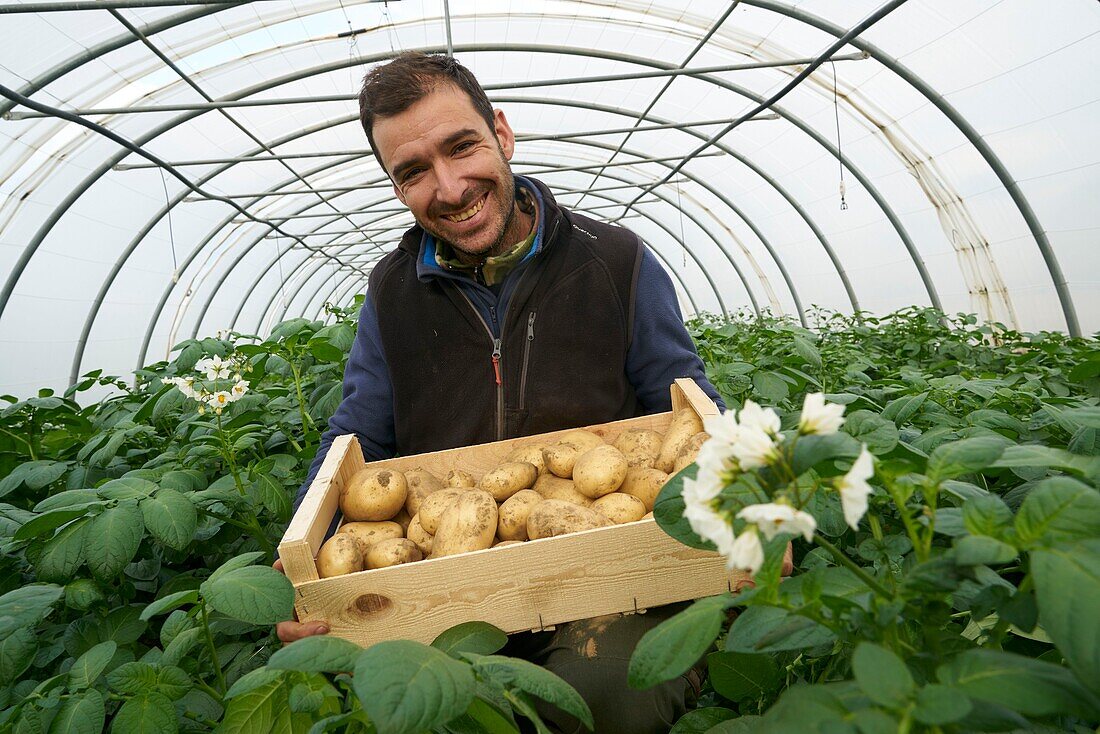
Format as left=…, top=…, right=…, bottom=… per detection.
left=452, top=286, right=505, bottom=441
left=518, top=311, right=537, bottom=411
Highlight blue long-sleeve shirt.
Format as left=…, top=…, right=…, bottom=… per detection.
left=294, top=217, right=723, bottom=510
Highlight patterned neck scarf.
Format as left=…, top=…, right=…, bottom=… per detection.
left=434, top=184, right=538, bottom=286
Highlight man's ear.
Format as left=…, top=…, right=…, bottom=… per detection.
left=391, top=181, right=407, bottom=206
left=493, top=108, right=516, bottom=161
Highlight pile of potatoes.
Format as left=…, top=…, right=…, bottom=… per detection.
left=314, top=409, right=709, bottom=578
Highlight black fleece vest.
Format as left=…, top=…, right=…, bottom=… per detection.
left=369, top=181, right=644, bottom=456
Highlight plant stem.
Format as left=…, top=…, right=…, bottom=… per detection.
left=813, top=534, right=893, bottom=600
left=199, top=599, right=227, bottom=695
left=289, top=362, right=315, bottom=435
left=194, top=679, right=224, bottom=706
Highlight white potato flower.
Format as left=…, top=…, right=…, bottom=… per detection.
left=231, top=379, right=249, bottom=398
left=196, top=355, right=231, bottom=381
left=726, top=529, right=765, bottom=574
left=682, top=473, right=722, bottom=504
left=738, top=400, right=781, bottom=437
left=703, top=411, right=741, bottom=447
left=798, top=393, right=846, bottom=435
left=837, top=445, right=875, bottom=530
left=683, top=493, right=736, bottom=554
left=206, top=391, right=232, bottom=412
left=737, top=502, right=817, bottom=542
left=729, top=426, right=779, bottom=470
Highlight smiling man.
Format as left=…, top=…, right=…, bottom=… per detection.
left=282, top=52, right=726, bottom=734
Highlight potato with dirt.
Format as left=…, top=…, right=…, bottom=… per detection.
left=337, top=521, right=403, bottom=553
left=444, top=469, right=477, bottom=488
left=573, top=444, right=629, bottom=499
left=479, top=461, right=538, bottom=501
left=613, top=428, right=664, bottom=468
left=618, top=467, right=669, bottom=512
left=406, top=513, right=434, bottom=556
left=592, top=493, right=647, bottom=524
left=340, top=467, right=408, bottom=521
left=404, top=468, right=444, bottom=515
left=543, top=430, right=605, bottom=478
left=366, top=537, right=423, bottom=569
left=316, top=533, right=365, bottom=578
left=497, top=489, right=543, bottom=541
left=506, top=444, right=548, bottom=474
left=527, top=499, right=611, bottom=540
left=656, top=410, right=704, bottom=472
left=431, top=489, right=498, bottom=558
left=418, top=488, right=465, bottom=534
left=533, top=474, right=593, bottom=507
left=673, top=431, right=710, bottom=473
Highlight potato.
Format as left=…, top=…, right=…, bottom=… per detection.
left=673, top=432, right=710, bottom=473
left=419, top=488, right=465, bottom=535
left=431, top=489, right=498, bottom=558
left=656, top=410, right=704, bottom=472
left=642, top=511, right=654, bottom=520
left=337, top=521, right=403, bottom=553
left=316, top=533, right=364, bottom=578
left=506, top=444, right=548, bottom=474
left=479, top=461, right=538, bottom=501
left=497, top=489, right=542, bottom=541
left=404, top=468, right=444, bottom=515
left=619, top=467, right=669, bottom=512
left=445, top=469, right=477, bottom=488
left=340, top=468, right=408, bottom=521
left=527, top=499, right=611, bottom=540
left=391, top=506, right=413, bottom=533
left=366, top=538, right=423, bottom=569
left=493, top=540, right=524, bottom=547
left=613, top=428, right=664, bottom=468
left=592, top=493, right=647, bottom=524
left=407, top=513, right=434, bottom=556
left=543, top=430, right=606, bottom=478
left=573, top=444, right=628, bottom=499
left=532, top=473, right=593, bottom=507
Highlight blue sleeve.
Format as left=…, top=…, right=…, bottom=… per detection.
left=626, top=245, right=726, bottom=414
left=294, top=295, right=396, bottom=512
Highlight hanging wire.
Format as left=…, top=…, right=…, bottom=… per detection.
left=675, top=182, right=688, bottom=268
left=275, top=233, right=288, bottom=309
left=158, top=168, right=180, bottom=282
left=831, top=60, right=848, bottom=211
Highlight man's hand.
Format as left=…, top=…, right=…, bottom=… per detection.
left=782, top=542, right=794, bottom=576
left=273, top=559, right=330, bottom=643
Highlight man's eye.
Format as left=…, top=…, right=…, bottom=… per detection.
left=454, top=141, right=474, bottom=154
left=401, top=168, right=424, bottom=182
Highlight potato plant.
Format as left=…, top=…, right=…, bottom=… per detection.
left=1, top=304, right=1097, bottom=733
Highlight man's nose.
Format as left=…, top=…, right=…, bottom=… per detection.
left=434, top=162, right=466, bottom=205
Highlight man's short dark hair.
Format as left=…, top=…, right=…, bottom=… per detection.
left=358, top=52, right=496, bottom=175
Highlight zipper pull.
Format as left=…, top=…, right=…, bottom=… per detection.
left=491, top=338, right=502, bottom=385
left=526, top=311, right=536, bottom=341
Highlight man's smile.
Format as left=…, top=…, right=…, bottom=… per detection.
left=442, top=193, right=487, bottom=223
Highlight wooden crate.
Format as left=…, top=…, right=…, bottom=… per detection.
left=278, top=378, right=748, bottom=647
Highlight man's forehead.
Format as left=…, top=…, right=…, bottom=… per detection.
left=373, top=85, right=492, bottom=169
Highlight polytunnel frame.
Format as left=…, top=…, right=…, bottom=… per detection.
left=0, top=2, right=1077, bottom=390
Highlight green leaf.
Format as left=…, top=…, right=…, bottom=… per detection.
left=1031, top=540, right=1100, bottom=695
left=110, top=692, right=178, bottom=734
left=913, top=684, right=972, bottom=725
left=47, top=687, right=105, bottom=734
left=852, top=642, right=914, bottom=708
left=881, top=393, right=927, bottom=425
left=0, top=461, right=68, bottom=497
left=98, top=477, right=157, bottom=501
left=788, top=432, right=861, bottom=477
left=249, top=474, right=290, bottom=520
left=84, top=502, right=143, bottom=582
left=844, top=411, right=899, bottom=454
left=0, top=627, right=36, bottom=685
left=107, top=661, right=191, bottom=700
left=707, top=651, right=781, bottom=702
left=268, top=636, right=363, bottom=673
left=161, top=626, right=203, bottom=668
left=953, top=535, right=1017, bottom=566
left=993, top=444, right=1100, bottom=481
left=67, top=641, right=116, bottom=690
left=200, top=565, right=294, bottom=625
left=13, top=507, right=90, bottom=541
left=33, top=488, right=104, bottom=513
left=927, top=436, right=1007, bottom=482
left=140, top=590, right=199, bottom=621
left=1015, top=476, right=1100, bottom=547
left=627, top=595, right=734, bottom=689
left=433, top=622, right=508, bottom=659
left=792, top=336, right=821, bottom=367
left=470, top=655, right=593, bottom=731
left=140, top=489, right=197, bottom=551
left=962, top=495, right=1012, bottom=538
left=668, top=707, right=737, bottom=734
left=937, top=648, right=1100, bottom=719
left=217, top=676, right=302, bottom=733
left=353, top=640, right=476, bottom=734
left=752, top=372, right=788, bottom=403
left=36, top=517, right=90, bottom=583
left=206, top=551, right=266, bottom=585
left=0, top=584, right=63, bottom=639
left=224, top=666, right=285, bottom=699
left=725, top=605, right=836, bottom=653
left=652, top=464, right=714, bottom=551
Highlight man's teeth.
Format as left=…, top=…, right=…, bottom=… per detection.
left=446, top=196, right=485, bottom=222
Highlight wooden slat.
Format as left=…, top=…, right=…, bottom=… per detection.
left=292, top=517, right=749, bottom=646
left=279, top=540, right=318, bottom=584
left=672, top=377, right=720, bottom=419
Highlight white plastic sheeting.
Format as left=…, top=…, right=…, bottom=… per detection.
left=0, top=0, right=1097, bottom=396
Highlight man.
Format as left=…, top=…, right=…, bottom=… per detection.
left=278, top=52, right=726, bottom=733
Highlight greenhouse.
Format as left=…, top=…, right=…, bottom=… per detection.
left=1, top=1, right=1098, bottom=732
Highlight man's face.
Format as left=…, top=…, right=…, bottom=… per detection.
left=373, top=84, right=520, bottom=258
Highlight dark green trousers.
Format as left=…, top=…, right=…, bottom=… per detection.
left=503, top=604, right=699, bottom=734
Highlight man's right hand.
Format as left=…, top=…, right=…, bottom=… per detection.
left=273, top=559, right=330, bottom=643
